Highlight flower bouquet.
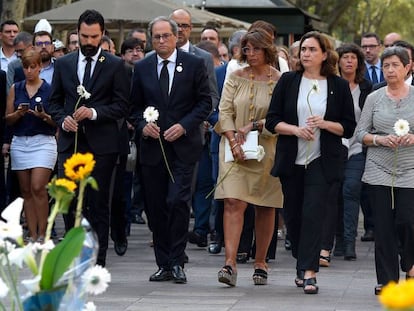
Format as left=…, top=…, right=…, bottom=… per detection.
left=0, top=153, right=110, bottom=311
left=379, top=279, right=414, bottom=310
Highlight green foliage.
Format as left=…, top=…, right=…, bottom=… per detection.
left=40, top=227, right=86, bottom=290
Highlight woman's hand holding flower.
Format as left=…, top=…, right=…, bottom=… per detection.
left=143, top=122, right=160, bottom=139
left=400, top=133, right=413, bottom=146
left=306, top=115, right=325, bottom=129
left=377, top=134, right=399, bottom=149
left=295, top=125, right=315, bottom=141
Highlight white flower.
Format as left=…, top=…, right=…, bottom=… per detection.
left=8, top=246, right=31, bottom=268
left=143, top=106, right=159, bottom=123
left=0, top=240, right=15, bottom=265
left=0, top=277, right=9, bottom=298
left=21, top=275, right=41, bottom=294
left=256, top=145, right=265, bottom=162
left=77, top=85, right=91, bottom=100
left=394, top=119, right=410, bottom=137
left=0, top=197, right=24, bottom=240
left=31, top=240, right=55, bottom=253
left=83, top=302, right=97, bottom=311
left=0, top=223, right=22, bottom=241
left=311, top=80, right=320, bottom=94
left=82, top=265, right=111, bottom=295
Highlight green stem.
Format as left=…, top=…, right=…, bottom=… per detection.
left=158, top=137, right=175, bottom=183
left=205, top=161, right=236, bottom=199
left=0, top=302, right=6, bottom=311
left=306, top=90, right=314, bottom=116
left=73, top=97, right=82, bottom=154
left=74, top=179, right=87, bottom=227
left=4, top=257, right=22, bottom=310
left=305, top=89, right=314, bottom=169
left=39, top=201, right=60, bottom=272
left=391, top=148, right=398, bottom=210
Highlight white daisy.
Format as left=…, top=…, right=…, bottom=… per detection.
left=83, top=301, right=97, bottom=311
left=77, top=85, right=91, bottom=100
left=143, top=106, right=159, bottom=123
left=394, top=119, right=410, bottom=137
left=82, top=265, right=111, bottom=295
left=256, top=145, right=266, bottom=162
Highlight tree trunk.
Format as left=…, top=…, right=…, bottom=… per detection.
left=51, top=0, right=73, bottom=7
left=1, top=0, right=27, bottom=25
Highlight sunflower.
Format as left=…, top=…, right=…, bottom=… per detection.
left=51, top=178, right=77, bottom=192
left=64, top=153, right=96, bottom=181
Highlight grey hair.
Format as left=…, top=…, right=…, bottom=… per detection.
left=381, top=46, right=410, bottom=67
left=148, top=16, right=178, bottom=38
left=13, top=31, right=33, bottom=46
left=228, top=29, right=247, bottom=56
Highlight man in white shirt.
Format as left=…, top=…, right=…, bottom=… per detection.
left=0, top=20, right=19, bottom=71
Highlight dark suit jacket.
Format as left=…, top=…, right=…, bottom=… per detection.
left=49, top=51, right=130, bottom=154
left=265, top=71, right=356, bottom=183
left=358, top=78, right=373, bottom=109
left=371, top=74, right=414, bottom=91
left=130, top=49, right=212, bottom=165
left=364, top=64, right=384, bottom=83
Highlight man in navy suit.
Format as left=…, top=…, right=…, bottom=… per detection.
left=361, top=32, right=384, bottom=83
left=130, top=16, right=211, bottom=284
left=49, top=9, right=129, bottom=267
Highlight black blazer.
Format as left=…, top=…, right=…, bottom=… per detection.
left=358, top=78, right=373, bottom=109
left=265, top=71, right=356, bottom=183
left=371, top=74, right=414, bottom=91
left=130, top=49, right=212, bottom=165
left=49, top=51, right=130, bottom=154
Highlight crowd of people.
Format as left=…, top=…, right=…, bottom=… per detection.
left=0, top=7, right=413, bottom=297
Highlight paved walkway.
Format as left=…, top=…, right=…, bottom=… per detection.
left=90, top=218, right=384, bottom=311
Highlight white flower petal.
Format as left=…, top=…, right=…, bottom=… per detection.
left=21, top=275, right=41, bottom=294
left=394, top=119, right=410, bottom=137
left=256, top=145, right=265, bottom=162
left=82, top=265, right=111, bottom=295
left=143, top=106, right=159, bottom=123
left=0, top=277, right=9, bottom=298
left=0, top=222, right=23, bottom=240
left=83, top=301, right=97, bottom=311
left=1, top=197, right=24, bottom=225
left=8, top=247, right=28, bottom=268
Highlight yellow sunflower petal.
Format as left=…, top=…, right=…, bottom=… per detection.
left=54, top=178, right=77, bottom=192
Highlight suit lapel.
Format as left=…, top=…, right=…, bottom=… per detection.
left=69, top=53, right=80, bottom=85
left=87, top=52, right=106, bottom=90
left=169, top=51, right=184, bottom=101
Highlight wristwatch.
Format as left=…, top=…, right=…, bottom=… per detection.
left=252, top=121, right=259, bottom=131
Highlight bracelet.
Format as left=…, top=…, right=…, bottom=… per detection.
left=372, top=135, right=378, bottom=146
left=229, top=138, right=236, bottom=143
left=231, top=143, right=239, bottom=150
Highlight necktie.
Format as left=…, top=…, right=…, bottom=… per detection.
left=370, top=65, right=378, bottom=84
left=159, top=60, right=169, bottom=101
left=83, top=57, right=92, bottom=86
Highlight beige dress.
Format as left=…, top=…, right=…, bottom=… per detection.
left=214, top=73, right=283, bottom=208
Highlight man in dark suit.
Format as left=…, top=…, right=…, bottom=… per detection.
left=130, top=16, right=211, bottom=284
left=49, top=9, right=129, bottom=267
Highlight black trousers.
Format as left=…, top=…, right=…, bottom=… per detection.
left=110, top=154, right=127, bottom=243
left=141, top=155, right=195, bottom=269
left=58, top=148, right=117, bottom=266
left=369, top=185, right=414, bottom=285
left=280, top=158, right=331, bottom=273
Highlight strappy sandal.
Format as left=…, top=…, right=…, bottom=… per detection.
left=319, top=254, right=331, bottom=267
left=253, top=268, right=268, bottom=285
left=374, top=284, right=383, bottom=295
left=303, top=277, right=319, bottom=294
left=294, top=270, right=304, bottom=287
left=218, top=265, right=237, bottom=287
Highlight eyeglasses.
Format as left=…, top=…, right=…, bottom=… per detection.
left=242, top=47, right=262, bottom=55
left=125, top=48, right=143, bottom=54
left=35, top=41, right=52, bottom=47
left=176, top=23, right=191, bottom=29
left=152, top=33, right=174, bottom=42
left=361, top=44, right=379, bottom=50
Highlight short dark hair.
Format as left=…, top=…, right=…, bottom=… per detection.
left=361, top=32, right=380, bottom=44
left=66, top=29, right=78, bottom=45
left=33, top=31, right=53, bottom=45
left=126, top=28, right=147, bottom=39
left=1, top=20, right=18, bottom=32
left=336, top=43, right=366, bottom=84
left=78, top=9, right=105, bottom=33
left=14, top=31, right=33, bottom=46
left=393, top=40, right=414, bottom=61
left=121, top=38, right=144, bottom=55
left=298, top=31, right=338, bottom=77
left=201, top=26, right=220, bottom=39
left=197, top=40, right=220, bottom=59
left=239, top=29, right=276, bottom=65
left=148, top=16, right=177, bottom=37
left=381, top=46, right=410, bottom=67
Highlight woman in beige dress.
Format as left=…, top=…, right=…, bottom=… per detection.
left=214, top=29, right=283, bottom=286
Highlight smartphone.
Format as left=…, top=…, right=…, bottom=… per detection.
left=35, top=104, right=43, bottom=112
left=20, top=103, right=29, bottom=110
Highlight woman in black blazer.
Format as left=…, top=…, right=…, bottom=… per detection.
left=265, top=31, right=356, bottom=294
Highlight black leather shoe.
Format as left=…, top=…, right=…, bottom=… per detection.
left=284, top=238, right=292, bottom=251
left=114, top=239, right=128, bottom=256
left=171, top=265, right=187, bottom=284
left=132, top=214, right=146, bottom=224
left=149, top=268, right=172, bottom=282
left=344, top=241, right=356, bottom=261
left=188, top=231, right=207, bottom=247
left=361, top=230, right=374, bottom=242
left=208, top=241, right=222, bottom=254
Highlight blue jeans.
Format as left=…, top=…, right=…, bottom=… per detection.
left=342, top=152, right=366, bottom=242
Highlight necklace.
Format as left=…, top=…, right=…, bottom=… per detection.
left=248, top=66, right=274, bottom=121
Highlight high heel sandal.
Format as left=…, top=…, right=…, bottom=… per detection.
left=252, top=267, right=268, bottom=285
left=218, top=265, right=237, bottom=287
left=303, top=277, right=319, bottom=294
left=319, top=254, right=331, bottom=267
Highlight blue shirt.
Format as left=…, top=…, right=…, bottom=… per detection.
left=13, top=80, right=55, bottom=136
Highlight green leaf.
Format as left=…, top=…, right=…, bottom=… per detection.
left=40, top=227, right=86, bottom=290
left=87, top=176, right=99, bottom=191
